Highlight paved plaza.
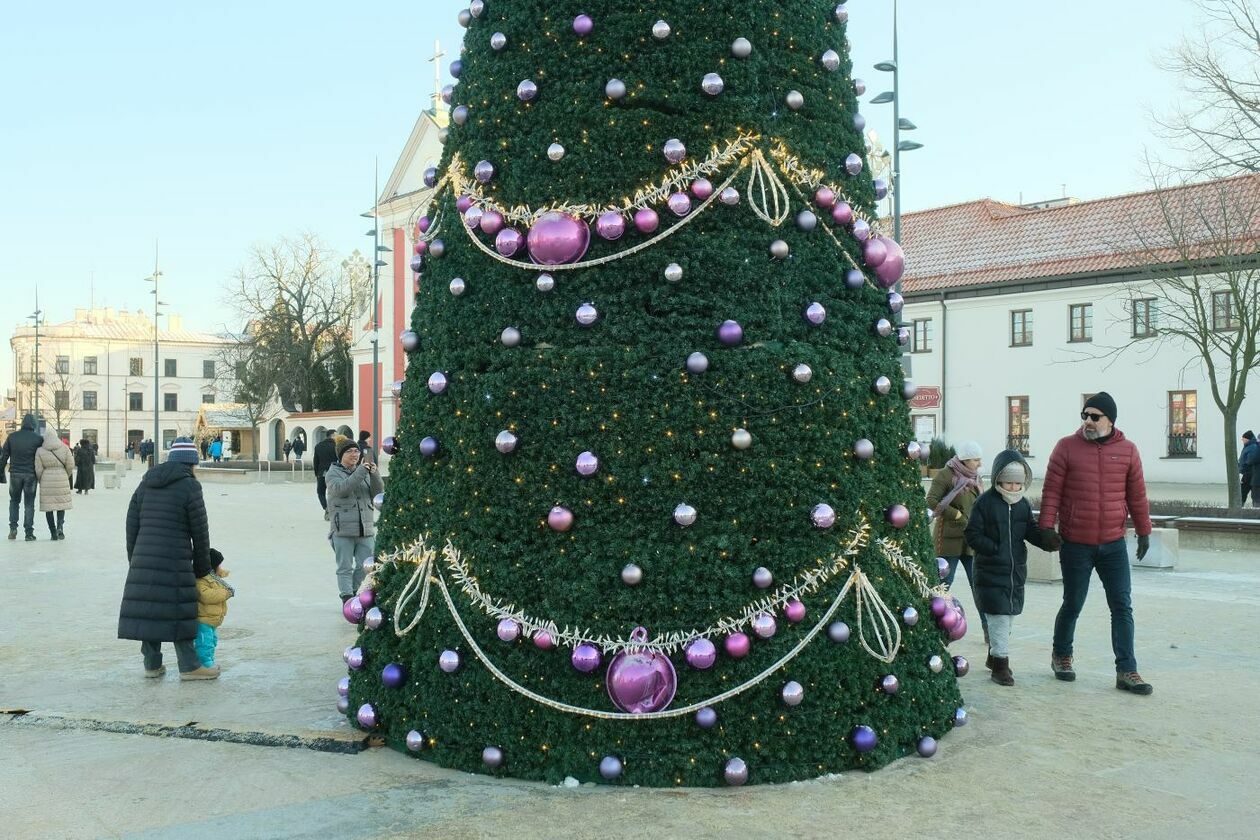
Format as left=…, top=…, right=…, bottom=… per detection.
left=2, top=475, right=1258, bottom=839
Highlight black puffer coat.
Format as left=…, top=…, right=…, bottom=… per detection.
left=963, top=450, right=1052, bottom=616
left=118, top=462, right=212, bottom=642
left=0, top=413, right=42, bottom=479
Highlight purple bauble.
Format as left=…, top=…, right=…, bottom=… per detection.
left=663, top=138, right=687, bottom=164
left=751, top=613, right=777, bottom=639
left=483, top=746, right=504, bottom=768
left=516, top=79, right=538, bottom=102
left=381, top=663, right=407, bottom=688
left=336, top=696, right=349, bottom=714
left=573, top=13, right=594, bottom=36
left=949, top=618, right=968, bottom=643
left=918, top=736, right=938, bottom=758
left=930, top=595, right=947, bottom=617
left=596, top=211, right=626, bottom=241
left=533, top=631, right=555, bottom=651
left=381, top=436, right=397, bottom=456
left=828, top=621, right=851, bottom=643
left=548, top=506, right=574, bottom=532
left=479, top=210, right=505, bottom=236
left=346, top=646, right=364, bottom=670
left=724, top=757, right=749, bottom=786
left=832, top=201, right=854, bottom=225
left=422, top=166, right=438, bottom=188
left=575, top=451, right=599, bottom=477
left=696, top=707, right=718, bottom=729
left=815, top=187, right=836, bottom=209
left=364, top=606, right=384, bottom=630
left=753, top=566, right=774, bottom=589
left=438, top=650, right=461, bottom=673
left=812, top=503, right=837, bottom=529
left=343, top=597, right=364, bottom=624
left=495, top=228, right=524, bottom=257
left=428, top=371, right=448, bottom=394
left=337, top=676, right=350, bottom=697
left=474, top=160, right=496, bottom=184
left=606, top=632, right=678, bottom=714
left=456, top=195, right=473, bottom=214
left=599, top=755, right=623, bottom=780
left=873, top=178, right=889, bottom=200
left=939, top=608, right=959, bottom=632
left=463, top=206, right=484, bottom=230
left=571, top=644, right=602, bottom=673
left=356, top=703, right=377, bottom=729
left=854, top=438, right=875, bottom=460
left=634, top=207, right=660, bottom=234
left=357, top=588, right=375, bottom=610
left=717, top=319, right=743, bottom=346
left=953, top=656, right=970, bottom=677
left=845, top=268, right=865, bottom=290
left=527, top=211, right=591, bottom=265
left=844, top=153, right=864, bottom=176
left=874, top=238, right=906, bottom=288
left=954, top=707, right=968, bottom=727
left=406, top=730, right=428, bottom=751
left=886, top=504, right=911, bottom=529
left=805, top=302, right=827, bottom=325
left=667, top=191, right=692, bottom=217
left=450, top=59, right=463, bottom=79
left=419, top=436, right=440, bottom=458
left=497, top=619, right=521, bottom=642
left=851, top=724, right=878, bottom=753
left=724, top=632, right=751, bottom=658
left=400, top=330, right=420, bottom=352
left=782, top=680, right=805, bottom=706
left=864, top=237, right=889, bottom=268
left=936, top=559, right=951, bottom=583
left=852, top=218, right=872, bottom=242
left=903, top=606, right=920, bottom=627
left=785, top=599, right=806, bottom=624
left=685, top=638, right=717, bottom=670
left=691, top=178, right=714, bottom=200
left=881, top=674, right=901, bottom=695
left=408, top=254, right=424, bottom=274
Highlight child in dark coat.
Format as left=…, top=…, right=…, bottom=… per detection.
left=964, top=450, right=1061, bottom=685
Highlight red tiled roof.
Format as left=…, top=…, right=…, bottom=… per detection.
left=900, top=173, right=1260, bottom=293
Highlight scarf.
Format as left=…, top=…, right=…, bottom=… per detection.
left=997, top=486, right=1026, bottom=505
left=933, top=456, right=984, bottom=518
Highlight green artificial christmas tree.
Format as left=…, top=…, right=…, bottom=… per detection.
left=342, top=0, right=968, bottom=786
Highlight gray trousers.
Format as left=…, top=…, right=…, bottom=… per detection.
left=141, top=640, right=202, bottom=673
left=332, top=534, right=374, bottom=596
left=984, top=614, right=1014, bottom=657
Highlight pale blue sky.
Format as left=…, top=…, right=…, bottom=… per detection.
left=0, top=1, right=1201, bottom=389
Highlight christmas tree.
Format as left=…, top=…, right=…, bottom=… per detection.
left=340, top=0, right=968, bottom=786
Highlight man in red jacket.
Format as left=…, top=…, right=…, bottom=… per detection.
left=1038, top=392, right=1154, bottom=695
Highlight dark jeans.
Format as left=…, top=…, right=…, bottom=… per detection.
left=140, top=639, right=202, bottom=673
left=1241, top=475, right=1253, bottom=506
left=45, top=510, right=65, bottom=535
left=8, top=473, right=37, bottom=535
left=1053, top=539, right=1137, bottom=673
left=316, top=474, right=328, bottom=510
left=942, top=555, right=988, bottom=631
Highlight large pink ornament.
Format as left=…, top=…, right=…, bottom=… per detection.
left=886, top=504, right=911, bottom=529
left=343, top=597, right=364, bottom=624
left=548, top=506, right=574, bottom=532
left=480, top=210, right=505, bottom=236
left=874, top=237, right=906, bottom=288
left=606, top=627, right=677, bottom=714
left=634, top=208, right=660, bottom=234
left=596, top=211, right=626, bottom=241
left=863, top=237, right=889, bottom=268
left=495, top=228, right=524, bottom=256
left=526, top=211, right=590, bottom=265
left=724, top=632, right=751, bottom=658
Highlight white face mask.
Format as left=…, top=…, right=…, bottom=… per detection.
left=997, top=484, right=1026, bottom=505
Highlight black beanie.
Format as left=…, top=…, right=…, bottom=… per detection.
left=1083, top=392, right=1117, bottom=423
left=336, top=438, right=361, bottom=460
left=1245, top=430, right=1256, bottom=441
left=209, top=548, right=224, bottom=569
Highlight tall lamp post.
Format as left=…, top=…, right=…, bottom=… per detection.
left=144, top=248, right=165, bottom=464
left=361, top=160, right=391, bottom=457
left=28, top=296, right=44, bottom=424
left=871, top=0, right=924, bottom=255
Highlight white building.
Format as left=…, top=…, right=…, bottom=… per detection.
left=9, top=307, right=239, bottom=458
left=900, top=173, right=1260, bottom=484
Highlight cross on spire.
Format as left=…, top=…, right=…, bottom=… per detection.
left=429, top=39, right=446, bottom=114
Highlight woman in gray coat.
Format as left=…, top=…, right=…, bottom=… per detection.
left=326, top=438, right=384, bottom=602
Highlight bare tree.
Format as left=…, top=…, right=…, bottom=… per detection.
left=209, top=340, right=275, bottom=459
left=229, top=235, right=368, bottom=412
left=39, top=345, right=80, bottom=437
left=1156, top=0, right=1260, bottom=176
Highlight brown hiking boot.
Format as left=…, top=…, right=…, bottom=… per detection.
left=986, top=650, right=1014, bottom=676
left=990, top=657, right=1014, bottom=686
left=1116, top=671, right=1153, bottom=695
left=1051, top=653, right=1076, bottom=681
left=180, top=666, right=221, bottom=681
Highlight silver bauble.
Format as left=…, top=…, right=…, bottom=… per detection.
left=490, top=32, right=507, bottom=51
left=664, top=263, right=683, bottom=283
left=547, top=143, right=566, bottom=161
left=686, top=352, right=709, bottom=374
left=449, top=277, right=466, bottom=296
left=701, top=72, right=725, bottom=96
left=795, top=210, right=818, bottom=232
left=458, top=9, right=472, bottom=27
left=495, top=430, right=518, bottom=454
left=469, top=0, right=485, bottom=17
left=821, top=49, right=841, bottom=71
left=731, top=428, right=752, bottom=450
left=621, top=563, right=643, bottom=585
left=854, top=438, right=875, bottom=460
left=902, top=380, right=919, bottom=400
left=653, top=20, right=671, bottom=40
left=719, top=187, right=741, bottom=205
left=673, top=503, right=697, bottom=527
left=873, top=375, right=892, bottom=395
left=576, top=303, right=599, bottom=327
left=605, top=78, right=627, bottom=99
left=452, top=105, right=470, bottom=126
left=875, top=318, right=893, bottom=337
left=782, top=680, right=805, bottom=707
left=770, top=239, right=790, bottom=259
left=835, top=5, right=850, bottom=24
left=792, top=364, right=813, bottom=384
left=785, top=90, right=805, bottom=110
left=663, top=138, right=687, bottom=163
left=853, top=77, right=866, bottom=96
left=516, top=79, right=538, bottom=102
left=731, top=37, right=753, bottom=58
left=501, top=326, right=522, bottom=347
left=536, top=273, right=555, bottom=292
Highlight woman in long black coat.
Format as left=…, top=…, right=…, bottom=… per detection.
left=73, top=439, right=96, bottom=493
left=118, top=437, right=219, bottom=680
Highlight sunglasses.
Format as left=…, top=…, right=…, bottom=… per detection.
left=1080, top=411, right=1106, bottom=421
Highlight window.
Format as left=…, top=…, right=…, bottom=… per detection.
left=1168, top=391, right=1198, bottom=457
left=162, top=429, right=177, bottom=450
left=202, top=393, right=216, bottom=404
left=81, top=429, right=98, bottom=446
left=912, top=414, right=937, bottom=443
left=164, top=358, right=177, bottom=377
left=1069, top=304, right=1093, bottom=342
left=83, top=356, right=98, bottom=375
left=129, top=392, right=143, bottom=411
left=82, top=391, right=98, bottom=411
left=1010, top=310, right=1033, bottom=346
left=203, top=360, right=216, bottom=379
left=1006, top=396, right=1030, bottom=455
left=130, top=357, right=144, bottom=376
left=55, top=355, right=69, bottom=374
left=55, top=390, right=70, bottom=410
left=911, top=319, right=933, bottom=353
left=1132, top=299, right=1157, bottom=338
left=1212, top=291, right=1237, bottom=331
left=235, top=361, right=248, bottom=381
left=164, top=393, right=178, bottom=412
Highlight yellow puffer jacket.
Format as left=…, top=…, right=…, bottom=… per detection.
left=196, top=569, right=233, bottom=627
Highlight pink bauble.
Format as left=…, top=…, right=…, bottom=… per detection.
left=831, top=202, right=854, bottom=225
left=571, top=644, right=602, bottom=673
left=634, top=207, right=660, bottom=234
left=864, top=237, right=889, bottom=268
left=596, top=211, right=626, bottom=241
left=533, top=631, right=555, bottom=650
left=413, top=240, right=428, bottom=256
left=496, top=619, right=521, bottom=642
left=357, top=589, right=375, bottom=609
left=815, top=187, right=837, bottom=209
left=939, top=608, right=959, bottom=631
left=691, top=178, right=714, bottom=200
left=548, top=505, right=574, bottom=532
left=784, top=599, right=806, bottom=623
left=526, top=211, right=591, bottom=265
left=417, top=216, right=432, bottom=234
left=874, top=237, right=905, bottom=288
left=886, top=504, right=911, bottom=529
left=606, top=638, right=678, bottom=714
left=724, top=632, right=751, bottom=658
left=930, top=596, right=948, bottom=618
left=685, top=638, right=717, bottom=670
left=479, top=210, right=505, bottom=236
left=495, top=228, right=524, bottom=256
left=949, top=617, right=968, bottom=642
left=667, top=192, right=692, bottom=217
left=456, top=195, right=473, bottom=214
left=343, top=597, right=364, bottom=624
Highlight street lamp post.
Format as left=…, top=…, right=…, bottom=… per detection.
left=362, top=161, right=391, bottom=458
left=872, top=0, right=924, bottom=257
left=28, top=296, right=44, bottom=425
left=144, top=247, right=165, bottom=465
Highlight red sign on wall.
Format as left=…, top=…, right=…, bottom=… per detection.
left=910, top=386, right=942, bottom=410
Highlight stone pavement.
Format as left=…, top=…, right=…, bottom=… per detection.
left=2, top=480, right=1258, bottom=839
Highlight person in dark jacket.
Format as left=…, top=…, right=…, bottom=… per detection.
left=357, top=429, right=374, bottom=464
left=118, top=437, right=220, bottom=680
left=964, top=450, right=1060, bottom=686
left=291, top=434, right=306, bottom=463
left=73, top=438, right=96, bottom=493
left=312, top=430, right=338, bottom=516
left=1239, top=430, right=1258, bottom=507
left=1, top=413, right=44, bottom=540
left=1039, top=392, right=1154, bottom=695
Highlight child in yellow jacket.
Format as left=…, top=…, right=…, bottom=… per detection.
left=195, top=548, right=234, bottom=669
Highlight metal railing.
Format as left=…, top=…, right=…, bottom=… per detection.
left=1006, top=435, right=1030, bottom=456
left=1167, top=433, right=1197, bottom=457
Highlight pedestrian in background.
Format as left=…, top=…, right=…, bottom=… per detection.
left=36, top=429, right=74, bottom=540
left=1240, top=430, right=1258, bottom=507
left=312, top=430, right=338, bottom=518
left=73, top=437, right=96, bottom=494
left=1, top=413, right=43, bottom=541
